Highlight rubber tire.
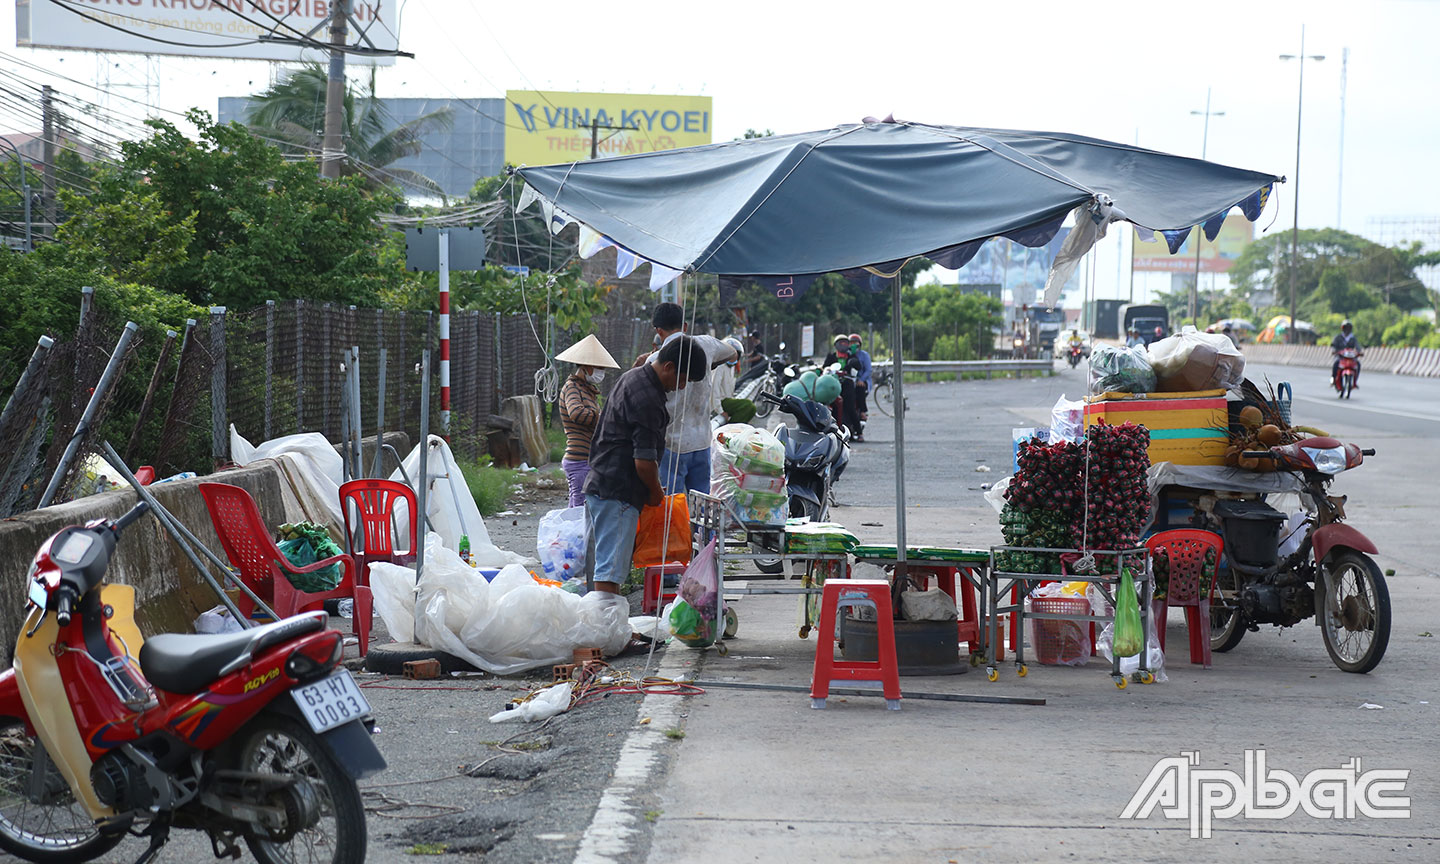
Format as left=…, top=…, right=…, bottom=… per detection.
left=1342, top=375, right=1353, bottom=399
left=0, top=718, right=123, bottom=864
left=233, top=713, right=367, bottom=864
left=1209, top=569, right=1247, bottom=653
left=873, top=383, right=892, bottom=417
left=1319, top=551, right=1391, bottom=674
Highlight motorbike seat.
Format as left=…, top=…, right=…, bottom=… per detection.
left=139, top=612, right=327, bottom=694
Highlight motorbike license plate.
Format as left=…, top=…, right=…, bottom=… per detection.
left=292, top=670, right=371, bottom=734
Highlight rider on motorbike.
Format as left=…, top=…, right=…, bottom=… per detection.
left=847, top=332, right=872, bottom=421
left=1331, top=320, right=1362, bottom=387
left=823, top=334, right=864, bottom=442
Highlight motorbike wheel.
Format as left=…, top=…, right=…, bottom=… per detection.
left=1318, top=551, right=1391, bottom=674
left=753, top=378, right=778, bottom=419
left=233, top=714, right=367, bottom=864
left=0, top=718, right=122, bottom=864
left=1208, top=569, right=1247, bottom=653
left=1342, top=374, right=1354, bottom=400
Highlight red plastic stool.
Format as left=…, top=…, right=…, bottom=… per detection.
left=641, top=562, right=687, bottom=614
left=810, top=579, right=902, bottom=710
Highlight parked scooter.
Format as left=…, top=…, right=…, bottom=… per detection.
left=0, top=500, right=384, bottom=864
left=1199, top=437, right=1388, bottom=673
left=1333, top=347, right=1361, bottom=399
left=735, top=343, right=791, bottom=420
left=752, top=392, right=851, bottom=574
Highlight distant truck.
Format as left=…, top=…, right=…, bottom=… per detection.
left=1088, top=299, right=1125, bottom=339
left=1032, top=306, right=1066, bottom=351
left=1121, top=303, right=1170, bottom=344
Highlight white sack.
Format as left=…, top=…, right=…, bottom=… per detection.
left=229, top=427, right=346, bottom=527
left=412, top=534, right=630, bottom=675
left=391, top=435, right=531, bottom=567
left=368, top=561, right=418, bottom=644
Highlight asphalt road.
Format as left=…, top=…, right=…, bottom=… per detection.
left=648, top=364, right=1440, bottom=864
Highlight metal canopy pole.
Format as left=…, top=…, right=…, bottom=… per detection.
left=414, top=349, right=431, bottom=584
left=0, top=335, right=54, bottom=433
left=891, top=276, right=908, bottom=575
left=39, top=321, right=138, bottom=508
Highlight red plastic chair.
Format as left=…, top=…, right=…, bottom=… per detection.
left=199, top=482, right=372, bottom=656
left=339, top=478, right=418, bottom=583
left=1144, top=529, right=1224, bottom=669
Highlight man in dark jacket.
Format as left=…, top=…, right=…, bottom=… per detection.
left=584, top=335, right=707, bottom=592
left=1331, top=320, right=1362, bottom=386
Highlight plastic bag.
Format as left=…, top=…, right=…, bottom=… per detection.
left=536, top=506, right=587, bottom=581
left=1098, top=620, right=1168, bottom=682
left=1049, top=395, right=1086, bottom=444
left=1088, top=345, right=1157, bottom=395
left=632, top=493, right=692, bottom=568
left=670, top=538, right=722, bottom=648
left=368, top=561, right=418, bottom=643
left=1112, top=567, right=1144, bottom=657
left=721, top=426, right=785, bottom=476
left=983, top=477, right=1011, bottom=514
left=488, top=682, right=573, bottom=724
left=276, top=522, right=343, bottom=592
left=1148, top=326, right=1245, bottom=392
left=410, top=533, right=632, bottom=674
left=194, top=605, right=245, bottom=635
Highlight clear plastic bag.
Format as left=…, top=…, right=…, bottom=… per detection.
left=1148, top=326, right=1245, bottom=391
left=1089, top=345, right=1157, bottom=395
left=536, top=506, right=587, bottom=581
left=670, top=538, right=723, bottom=648
left=1049, top=394, right=1086, bottom=444
left=1025, top=583, right=1091, bottom=666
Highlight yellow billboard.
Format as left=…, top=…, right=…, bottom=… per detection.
left=504, top=91, right=713, bottom=167
left=1133, top=213, right=1255, bottom=273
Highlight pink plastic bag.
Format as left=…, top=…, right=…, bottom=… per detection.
left=669, top=538, right=723, bottom=648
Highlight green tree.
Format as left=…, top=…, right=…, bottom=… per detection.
left=244, top=65, right=454, bottom=198
left=1230, top=229, right=1430, bottom=317
left=66, top=110, right=399, bottom=309
left=1381, top=315, right=1437, bottom=347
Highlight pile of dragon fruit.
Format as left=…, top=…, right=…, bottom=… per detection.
left=999, top=420, right=1152, bottom=573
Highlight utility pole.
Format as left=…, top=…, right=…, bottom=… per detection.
left=1281, top=28, right=1325, bottom=344
left=589, top=119, right=640, bottom=160
left=40, top=85, right=56, bottom=236
left=320, top=0, right=351, bottom=179
left=1189, top=87, right=1224, bottom=326
left=1337, top=46, right=1349, bottom=229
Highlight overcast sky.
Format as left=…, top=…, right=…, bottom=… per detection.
left=5, top=0, right=1439, bottom=304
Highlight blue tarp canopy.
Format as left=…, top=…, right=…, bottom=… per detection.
left=514, top=120, right=1282, bottom=282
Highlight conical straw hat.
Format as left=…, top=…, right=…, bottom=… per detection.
left=555, top=334, right=619, bottom=368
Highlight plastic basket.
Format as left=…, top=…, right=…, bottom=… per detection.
left=1028, top=596, right=1092, bottom=665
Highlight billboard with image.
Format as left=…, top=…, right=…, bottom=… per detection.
left=505, top=90, right=712, bottom=167
left=1133, top=213, right=1254, bottom=272
left=17, top=0, right=398, bottom=65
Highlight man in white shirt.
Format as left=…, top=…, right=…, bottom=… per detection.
left=635, top=303, right=739, bottom=494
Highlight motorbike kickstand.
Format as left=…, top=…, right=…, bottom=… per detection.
left=208, top=828, right=244, bottom=860
left=131, top=818, right=171, bottom=864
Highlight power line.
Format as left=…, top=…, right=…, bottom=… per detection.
left=44, top=0, right=265, bottom=49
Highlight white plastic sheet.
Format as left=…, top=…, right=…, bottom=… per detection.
left=229, top=427, right=346, bottom=527
left=391, top=435, right=530, bottom=567
left=377, top=534, right=633, bottom=675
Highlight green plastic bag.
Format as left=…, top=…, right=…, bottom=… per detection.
left=276, top=522, right=343, bottom=593
left=1112, top=566, right=1143, bottom=658
left=668, top=599, right=703, bottom=642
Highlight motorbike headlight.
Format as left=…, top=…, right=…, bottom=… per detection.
left=1302, top=446, right=1347, bottom=475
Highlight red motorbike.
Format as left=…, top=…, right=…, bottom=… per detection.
left=1203, top=437, right=1389, bottom=673
left=1333, top=347, right=1361, bottom=398
left=0, top=501, right=384, bottom=864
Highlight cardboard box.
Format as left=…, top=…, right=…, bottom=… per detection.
left=1083, top=390, right=1228, bottom=466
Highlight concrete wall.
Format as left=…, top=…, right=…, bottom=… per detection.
left=0, top=433, right=410, bottom=663
left=1244, top=343, right=1440, bottom=377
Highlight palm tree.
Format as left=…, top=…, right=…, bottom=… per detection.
left=244, top=65, right=454, bottom=199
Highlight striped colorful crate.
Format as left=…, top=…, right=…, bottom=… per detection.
left=1083, top=389, right=1228, bottom=466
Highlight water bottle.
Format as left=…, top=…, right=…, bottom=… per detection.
left=459, top=534, right=472, bottom=565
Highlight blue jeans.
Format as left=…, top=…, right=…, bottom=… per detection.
left=659, top=447, right=711, bottom=494
left=585, top=494, right=640, bottom=588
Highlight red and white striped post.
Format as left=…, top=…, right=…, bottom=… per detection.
left=438, top=230, right=451, bottom=436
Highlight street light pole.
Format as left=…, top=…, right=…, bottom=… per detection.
left=1189, top=87, right=1224, bottom=326
left=1280, top=27, right=1325, bottom=344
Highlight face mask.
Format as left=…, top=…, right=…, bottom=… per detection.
left=653, top=334, right=662, bottom=348
left=586, top=370, right=606, bottom=383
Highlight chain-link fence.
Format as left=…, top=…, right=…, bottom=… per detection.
left=0, top=294, right=663, bottom=517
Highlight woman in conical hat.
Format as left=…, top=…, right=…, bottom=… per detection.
left=555, top=335, right=619, bottom=508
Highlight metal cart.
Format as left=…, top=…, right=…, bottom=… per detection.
left=986, top=545, right=1156, bottom=689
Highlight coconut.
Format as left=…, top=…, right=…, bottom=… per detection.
left=1238, top=405, right=1264, bottom=429
left=1257, top=424, right=1282, bottom=446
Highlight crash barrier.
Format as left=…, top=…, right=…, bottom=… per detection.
left=1242, top=343, right=1440, bottom=377
left=893, top=359, right=1054, bottom=380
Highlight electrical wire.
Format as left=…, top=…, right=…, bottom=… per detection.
left=43, top=0, right=266, bottom=49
